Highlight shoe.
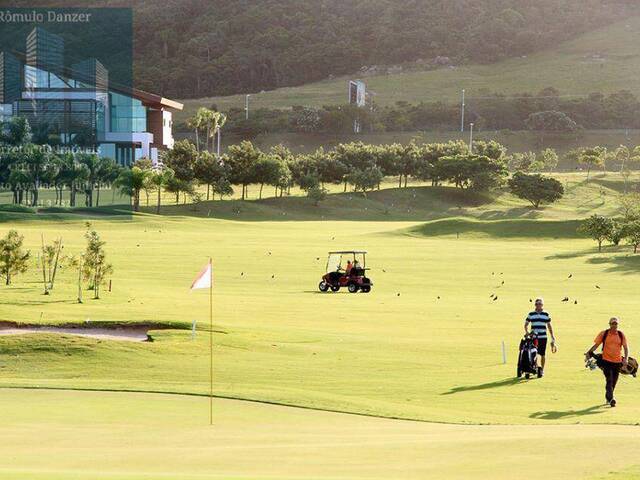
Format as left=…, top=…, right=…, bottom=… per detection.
left=537, top=368, right=544, bottom=378
left=610, top=399, right=616, bottom=407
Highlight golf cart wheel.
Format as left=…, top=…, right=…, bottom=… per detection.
left=330, top=285, right=340, bottom=292
left=318, top=281, right=329, bottom=292
left=361, top=286, right=371, bottom=293
left=348, top=283, right=359, bottom=293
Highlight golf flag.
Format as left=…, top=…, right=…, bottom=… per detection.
left=191, top=260, right=212, bottom=290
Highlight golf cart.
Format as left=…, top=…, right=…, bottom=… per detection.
left=318, top=250, right=372, bottom=293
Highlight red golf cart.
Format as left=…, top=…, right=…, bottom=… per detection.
left=318, top=250, right=372, bottom=293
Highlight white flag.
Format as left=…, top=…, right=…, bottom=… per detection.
left=191, top=261, right=212, bottom=290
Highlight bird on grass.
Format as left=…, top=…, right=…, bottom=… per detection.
left=271, top=274, right=275, bottom=279
left=574, top=300, right=578, bottom=305
left=490, top=293, right=496, bottom=298
left=595, top=285, right=601, bottom=289
left=382, top=269, right=386, bottom=273
left=562, top=297, right=569, bottom=302
left=529, top=298, right=532, bottom=303
left=437, top=296, right=440, bottom=300
left=241, top=272, right=244, bottom=276
left=397, top=293, right=401, bottom=297
left=493, top=296, right=498, bottom=301
left=568, top=274, right=573, bottom=279
left=501, top=280, right=505, bottom=285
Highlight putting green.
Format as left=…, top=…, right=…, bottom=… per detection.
left=0, top=388, right=638, bottom=480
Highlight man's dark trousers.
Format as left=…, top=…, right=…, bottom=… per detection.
left=601, top=359, right=622, bottom=402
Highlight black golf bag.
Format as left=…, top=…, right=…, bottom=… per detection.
left=517, top=334, right=540, bottom=379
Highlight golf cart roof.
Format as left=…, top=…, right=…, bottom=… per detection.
left=328, top=251, right=367, bottom=254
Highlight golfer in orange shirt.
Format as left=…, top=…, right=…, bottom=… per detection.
left=585, top=317, right=629, bottom=407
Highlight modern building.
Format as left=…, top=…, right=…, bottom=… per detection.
left=0, top=27, right=183, bottom=165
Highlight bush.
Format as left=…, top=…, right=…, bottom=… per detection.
left=307, top=185, right=328, bottom=206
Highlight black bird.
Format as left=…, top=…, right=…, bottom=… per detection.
left=568, top=274, right=573, bottom=279
left=574, top=300, right=578, bottom=304
left=316, top=257, right=320, bottom=260
left=492, top=272, right=495, bottom=275
left=241, top=272, right=244, bottom=276
left=437, top=296, right=440, bottom=300
left=490, top=293, right=495, bottom=298
left=268, top=252, right=272, bottom=256
left=595, top=285, right=600, bottom=289
left=501, top=280, right=505, bottom=285
left=382, top=269, right=386, bottom=273
left=562, top=297, right=569, bottom=302
left=493, top=296, right=498, bottom=301
left=271, top=274, right=275, bottom=279
left=529, top=299, right=532, bottom=303
left=397, top=293, right=401, bottom=296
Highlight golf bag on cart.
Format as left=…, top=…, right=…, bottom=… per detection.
left=517, top=333, right=541, bottom=379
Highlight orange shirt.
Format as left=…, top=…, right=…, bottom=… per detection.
left=594, top=329, right=627, bottom=363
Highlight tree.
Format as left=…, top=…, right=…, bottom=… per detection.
left=619, top=193, right=640, bottom=221
left=58, top=153, right=89, bottom=207
left=525, top=111, right=579, bottom=132
left=539, top=148, right=559, bottom=172
left=578, top=215, right=613, bottom=252
left=0, top=230, right=30, bottom=285
left=307, top=185, right=328, bottom=206
left=508, top=172, right=564, bottom=208
left=346, top=166, right=384, bottom=194
left=42, top=237, right=63, bottom=290
left=163, top=140, right=198, bottom=201
left=578, top=147, right=606, bottom=181
left=227, top=140, right=262, bottom=200
left=116, top=167, right=150, bottom=211
left=254, top=154, right=287, bottom=199
left=623, top=220, right=640, bottom=253
left=149, top=166, right=175, bottom=213
left=83, top=228, right=113, bottom=299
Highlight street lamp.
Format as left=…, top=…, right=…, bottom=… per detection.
left=460, top=89, right=465, bottom=132
left=245, top=94, right=251, bottom=120
left=469, top=122, right=474, bottom=153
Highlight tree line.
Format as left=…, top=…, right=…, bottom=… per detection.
left=187, top=89, right=640, bottom=137
left=4, top=114, right=638, bottom=213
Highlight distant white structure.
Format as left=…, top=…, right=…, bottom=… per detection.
left=348, top=80, right=366, bottom=107
left=348, top=80, right=366, bottom=133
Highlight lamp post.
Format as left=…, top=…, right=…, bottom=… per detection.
left=469, top=122, right=474, bottom=153
left=460, top=89, right=465, bottom=132
left=245, top=94, right=251, bottom=120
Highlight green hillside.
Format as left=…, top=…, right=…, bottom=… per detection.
left=180, top=16, right=640, bottom=121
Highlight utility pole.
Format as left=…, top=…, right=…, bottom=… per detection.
left=460, top=89, right=465, bottom=132
left=245, top=94, right=251, bottom=120
left=469, top=122, right=474, bottom=153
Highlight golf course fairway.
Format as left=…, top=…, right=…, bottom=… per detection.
left=0, top=388, right=638, bottom=480
left=1, top=174, right=640, bottom=478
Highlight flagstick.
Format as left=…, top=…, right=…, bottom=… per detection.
left=209, top=257, right=213, bottom=426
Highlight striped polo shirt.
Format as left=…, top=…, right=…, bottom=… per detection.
left=526, top=311, right=551, bottom=339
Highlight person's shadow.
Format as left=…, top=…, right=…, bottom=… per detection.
left=529, top=405, right=604, bottom=420
left=441, top=377, right=523, bottom=395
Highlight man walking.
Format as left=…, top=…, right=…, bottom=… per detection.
left=524, top=298, right=556, bottom=377
left=585, top=317, right=629, bottom=407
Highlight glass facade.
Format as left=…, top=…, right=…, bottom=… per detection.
left=109, top=92, right=146, bottom=133
left=17, top=99, right=97, bottom=145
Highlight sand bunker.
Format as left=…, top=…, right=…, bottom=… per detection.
left=0, top=325, right=150, bottom=342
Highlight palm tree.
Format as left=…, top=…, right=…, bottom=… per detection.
left=187, top=108, right=209, bottom=152
left=148, top=166, right=175, bottom=213
left=115, top=166, right=149, bottom=211
left=59, top=153, right=89, bottom=207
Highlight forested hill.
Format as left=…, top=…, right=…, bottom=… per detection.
left=8, top=1, right=639, bottom=99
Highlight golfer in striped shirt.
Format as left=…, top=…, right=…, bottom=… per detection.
left=524, top=298, right=556, bottom=377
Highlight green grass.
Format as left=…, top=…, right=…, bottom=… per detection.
left=2, top=172, right=640, bottom=478
left=1, top=388, right=639, bottom=480
left=178, top=15, right=640, bottom=119
left=0, top=172, right=639, bottom=425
